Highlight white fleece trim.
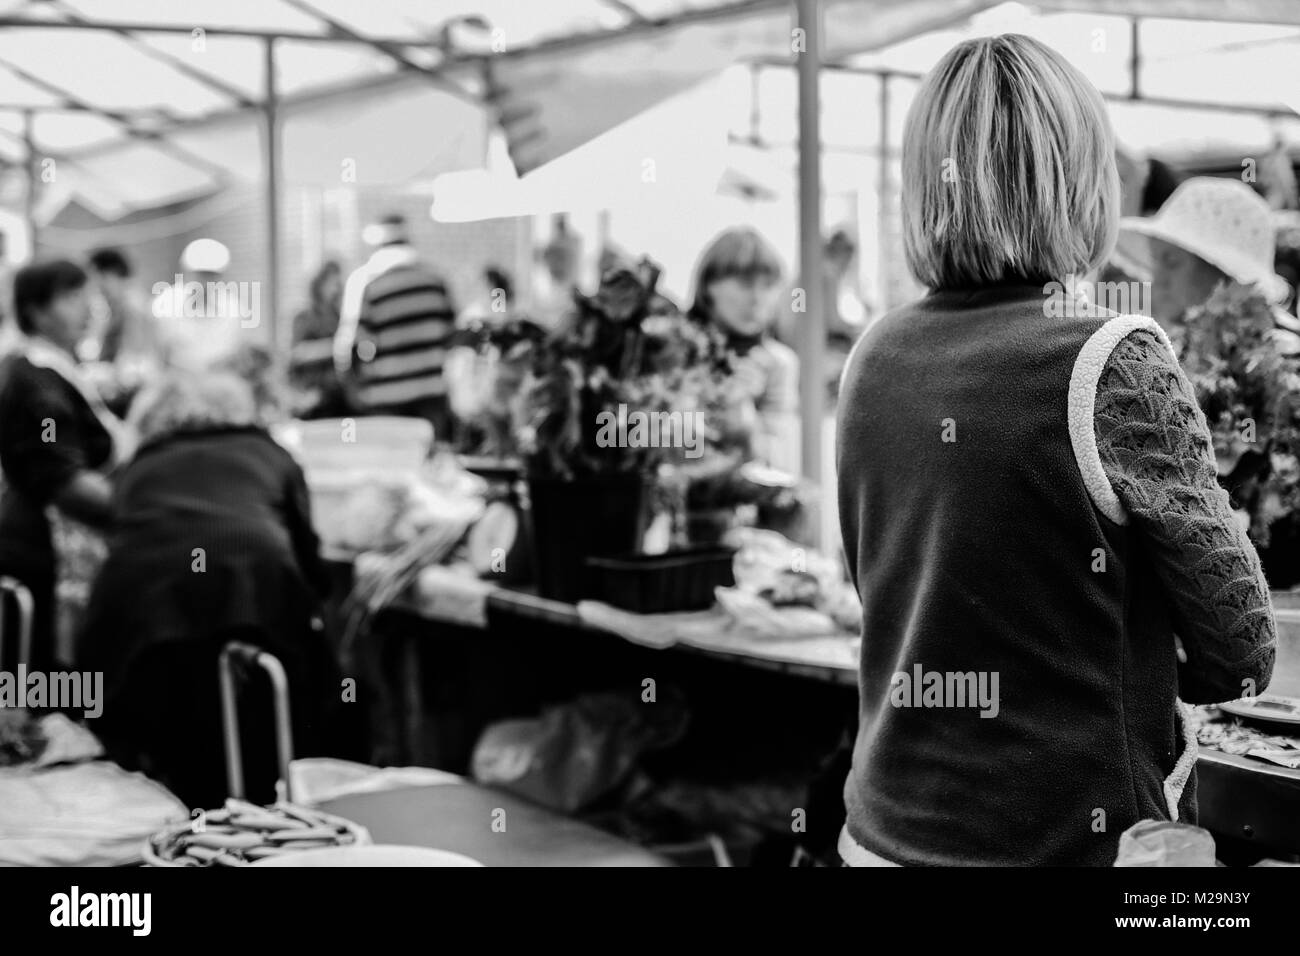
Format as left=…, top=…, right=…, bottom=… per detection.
left=837, top=825, right=901, bottom=867
left=1163, top=699, right=1198, bottom=821
left=1066, top=315, right=1178, bottom=526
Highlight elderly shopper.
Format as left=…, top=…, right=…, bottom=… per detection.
left=80, top=361, right=334, bottom=808
left=836, top=34, right=1276, bottom=866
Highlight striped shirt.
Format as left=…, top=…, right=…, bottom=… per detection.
left=335, top=245, right=456, bottom=411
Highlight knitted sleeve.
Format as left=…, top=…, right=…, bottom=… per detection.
left=1094, top=328, right=1276, bottom=704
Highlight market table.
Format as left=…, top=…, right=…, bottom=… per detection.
left=375, top=559, right=860, bottom=687
left=360, top=556, right=1300, bottom=860
left=317, top=783, right=671, bottom=867
left=1192, top=605, right=1300, bottom=856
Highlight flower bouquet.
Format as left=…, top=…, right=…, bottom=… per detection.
left=1177, top=281, right=1300, bottom=582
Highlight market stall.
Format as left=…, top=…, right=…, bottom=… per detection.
left=328, top=526, right=1300, bottom=864
left=2, top=0, right=1300, bottom=875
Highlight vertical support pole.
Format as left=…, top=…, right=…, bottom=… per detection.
left=877, top=72, right=891, bottom=314
left=1129, top=18, right=1140, bottom=100
left=264, top=37, right=282, bottom=352
left=795, top=0, right=824, bottom=487
left=514, top=215, right=534, bottom=314
left=596, top=208, right=611, bottom=264
left=22, top=109, right=38, bottom=254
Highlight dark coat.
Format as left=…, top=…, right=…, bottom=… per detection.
left=79, top=426, right=328, bottom=701
left=0, top=352, right=114, bottom=670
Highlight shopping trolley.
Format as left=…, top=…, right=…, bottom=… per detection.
left=0, top=575, right=34, bottom=673
left=219, top=640, right=298, bottom=803
left=214, top=637, right=668, bottom=865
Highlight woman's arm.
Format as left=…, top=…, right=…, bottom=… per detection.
left=52, top=471, right=113, bottom=527
left=1095, top=327, right=1276, bottom=703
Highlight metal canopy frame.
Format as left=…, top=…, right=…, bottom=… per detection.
left=0, top=0, right=787, bottom=351
left=0, top=0, right=1295, bottom=494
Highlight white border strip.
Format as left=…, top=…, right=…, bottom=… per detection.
left=1066, top=315, right=1177, bottom=526
left=1164, top=699, right=1198, bottom=821
left=837, top=825, right=901, bottom=867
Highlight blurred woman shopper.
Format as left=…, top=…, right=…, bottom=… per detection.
left=1121, top=179, right=1300, bottom=586
left=687, top=227, right=800, bottom=474
left=0, top=260, right=122, bottom=671
left=289, top=261, right=347, bottom=418
left=1122, top=177, right=1300, bottom=347
left=837, top=35, right=1276, bottom=866
left=80, top=365, right=335, bottom=808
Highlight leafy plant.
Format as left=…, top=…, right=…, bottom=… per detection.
left=1176, top=281, right=1300, bottom=552
left=510, top=256, right=733, bottom=480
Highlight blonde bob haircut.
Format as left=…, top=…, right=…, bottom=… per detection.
left=901, top=34, right=1119, bottom=290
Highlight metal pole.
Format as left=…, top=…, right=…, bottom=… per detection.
left=22, top=109, right=38, bottom=253
left=795, top=0, right=824, bottom=487
left=1129, top=18, right=1140, bottom=100
left=877, top=72, right=890, bottom=314
left=263, top=37, right=282, bottom=352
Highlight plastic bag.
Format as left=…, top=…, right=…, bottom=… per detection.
left=0, top=761, right=188, bottom=866
left=471, top=691, right=687, bottom=814
left=1113, top=820, right=1217, bottom=867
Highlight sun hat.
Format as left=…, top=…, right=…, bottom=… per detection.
left=1120, top=177, right=1290, bottom=304
left=179, top=238, right=230, bottom=274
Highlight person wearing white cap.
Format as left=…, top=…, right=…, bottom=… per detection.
left=1120, top=177, right=1299, bottom=347
left=150, top=238, right=251, bottom=372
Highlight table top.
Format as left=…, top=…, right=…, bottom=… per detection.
left=318, top=783, right=671, bottom=867
left=378, top=559, right=1300, bottom=694
left=377, top=562, right=861, bottom=686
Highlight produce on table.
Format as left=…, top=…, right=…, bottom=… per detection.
left=0, top=709, right=44, bottom=766
left=721, top=527, right=861, bottom=634
left=714, top=585, right=841, bottom=638
left=144, top=798, right=369, bottom=867
left=306, top=452, right=487, bottom=556
left=464, top=500, right=521, bottom=576
left=759, top=570, right=822, bottom=608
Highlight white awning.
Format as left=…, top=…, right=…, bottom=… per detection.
left=0, top=0, right=1297, bottom=220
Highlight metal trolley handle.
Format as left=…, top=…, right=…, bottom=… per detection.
left=219, top=641, right=296, bottom=804
left=0, top=576, right=34, bottom=670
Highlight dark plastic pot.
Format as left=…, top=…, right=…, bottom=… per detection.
left=527, top=473, right=649, bottom=603
left=586, top=547, right=736, bottom=614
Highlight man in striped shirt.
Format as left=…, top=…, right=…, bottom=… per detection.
left=334, top=214, right=457, bottom=437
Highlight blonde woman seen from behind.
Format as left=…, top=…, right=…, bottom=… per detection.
left=837, top=34, right=1275, bottom=866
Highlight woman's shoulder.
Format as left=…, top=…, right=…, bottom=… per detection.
left=0, top=351, right=80, bottom=408
left=1, top=351, right=53, bottom=384
left=743, top=337, right=799, bottom=382
left=761, top=336, right=799, bottom=367
left=135, top=424, right=289, bottom=463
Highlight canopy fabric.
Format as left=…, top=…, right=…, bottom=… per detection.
left=0, top=0, right=1297, bottom=219
left=0, top=0, right=988, bottom=217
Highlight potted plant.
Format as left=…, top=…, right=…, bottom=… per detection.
left=1177, top=281, right=1300, bottom=588
left=510, top=256, right=728, bottom=601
